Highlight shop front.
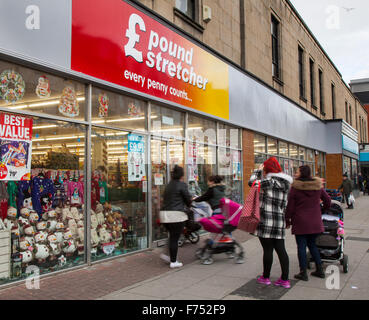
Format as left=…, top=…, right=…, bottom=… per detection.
left=0, top=0, right=345, bottom=286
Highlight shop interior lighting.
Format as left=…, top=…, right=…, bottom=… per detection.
left=7, top=97, right=85, bottom=110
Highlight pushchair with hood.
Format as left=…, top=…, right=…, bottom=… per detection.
left=307, top=200, right=348, bottom=273
left=195, top=198, right=244, bottom=265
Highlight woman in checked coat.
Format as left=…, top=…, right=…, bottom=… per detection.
left=249, top=157, right=293, bottom=289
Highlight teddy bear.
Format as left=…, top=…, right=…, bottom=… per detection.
left=70, top=207, right=82, bottom=221
left=90, top=210, right=99, bottom=229
left=90, top=226, right=100, bottom=254
left=34, top=232, right=50, bottom=264
left=97, top=224, right=112, bottom=244
left=46, top=210, right=58, bottom=232
left=55, top=222, right=65, bottom=243
left=76, top=221, right=84, bottom=256
left=47, top=233, right=62, bottom=267
left=23, top=224, right=36, bottom=246
left=103, top=202, right=113, bottom=217
left=95, top=204, right=105, bottom=225
left=62, top=228, right=76, bottom=257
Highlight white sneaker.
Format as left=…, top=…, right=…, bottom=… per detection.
left=170, top=261, right=183, bottom=268
left=160, top=254, right=170, bottom=264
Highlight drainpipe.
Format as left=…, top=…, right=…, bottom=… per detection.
left=240, top=0, right=246, bottom=69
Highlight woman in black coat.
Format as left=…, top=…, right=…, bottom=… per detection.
left=160, top=166, right=192, bottom=268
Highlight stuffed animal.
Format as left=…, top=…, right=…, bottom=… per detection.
left=47, top=233, right=62, bottom=262
left=29, top=211, right=40, bottom=227
left=75, top=220, right=84, bottom=255
left=18, top=208, right=30, bottom=235
left=62, top=228, right=76, bottom=257
left=4, top=207, right=18, bottom=231
left=96, top=204, right=105, bottom=225
left=70, top=207, right=82, bottom=221
left=55, top=222, right=65, bottom=243
left=46, top=210, right=58, bottom=232
left=36, top=221, right=48, bottom=240
left=97, top=224, right=112, bottom=244
left=55, top=207, right=63, bottom=222
left=19, top=236, right=34, bottom=268
left=41, top=193, right=52, bottom=213
left=91, top=210, right=99, bottom=229
left=90, top=226, right=100, bottom=250
left=34, top=232, right=50, bottom=264
left=62, top=207, right=73, bottom=222
left=23, top=224, right=36, bottom=246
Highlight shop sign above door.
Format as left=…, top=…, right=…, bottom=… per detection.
left=71, top=0, right=229, bottom=120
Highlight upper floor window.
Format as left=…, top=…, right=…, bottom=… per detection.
left=318, top=69, right=324, bottom=115
left=349, top=104, right=352, bottom=125
left=298, top=46, right=306, bottom=100
left=331, top=83, right=336, bottom=119
left=345, top=101, right=348, bottom=123
left=310, top=59, right=316, bottom=108
left=176, top=0, right=195, bottom=20
left=271, top=15, right=281, bottom=80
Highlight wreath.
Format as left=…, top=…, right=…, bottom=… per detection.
left=0, top=70, right=25, bottom=104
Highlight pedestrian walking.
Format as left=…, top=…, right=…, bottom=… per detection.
left=285, top=165, right=331, bottom=281
left=358, top=173, right=364, bottom=193
left=193, top=175, right=225, bottom=215
left=338, top=174, right=354, bottom=209
left=249, top=157, right=293, bottom=289
left=160, top=165, right=192, bottom=268
left=364, top=176, right=369, bottom=196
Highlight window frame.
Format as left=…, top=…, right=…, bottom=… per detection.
left=298, top=46, right=306, bottom=101
left=271, top=15, right=281, bottom=81
left=331, top=83, right=336, bottom=119
left=318, top=68, right=325, bottom=115
left=309, top=58, right=316, bottom=109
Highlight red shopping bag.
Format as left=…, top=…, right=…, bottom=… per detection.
left=238, top=181, right=261, bottom=233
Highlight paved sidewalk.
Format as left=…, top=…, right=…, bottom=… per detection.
left=99, top=195, right=369, bottom=300
left=0, top=196, right=368, bottom=300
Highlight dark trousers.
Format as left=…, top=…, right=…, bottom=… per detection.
left=258, top=237, right=289, bottom=281
left=164, top=222, right=185, bottom=263
left=295, top=234, right=322, bottom=270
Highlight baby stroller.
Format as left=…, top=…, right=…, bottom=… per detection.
left=325, top=189, right=343, bottom=202
left=195, top=198, right=244, bottom=265
left=307, top=200, right=348, bottom=273
left=178, top=205, right=203, bottom=247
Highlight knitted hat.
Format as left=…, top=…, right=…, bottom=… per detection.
left=263, top=157, right=282, bottom=174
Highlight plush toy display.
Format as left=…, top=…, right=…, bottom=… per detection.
left=96, top=204, right=105, bottom=225
left=76, top=221, right=84, bottom=256
left=46, top=210, right=58, bottom=232
left=34, top=232, right=50, bottom=264
left=62, top=228, right=76, bottom=257
left=4, top=207, right=18, bottom=231
left=47, top=233, right=62, bottom=266
left=29, top=211, right=40, bottom=226
left=54, top=222, right=65, bottom=243
left=23, top=224, right=36, bottom=246
left=91, top=210, right=98, bottom=229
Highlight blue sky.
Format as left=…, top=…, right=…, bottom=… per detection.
left=289, top=0, right=369, bottom=85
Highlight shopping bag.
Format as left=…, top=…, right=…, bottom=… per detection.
left=348, top=193, right=355, bottom=205
left=238, top=181, right=261, bottom=233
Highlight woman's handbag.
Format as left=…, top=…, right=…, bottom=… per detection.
left=159, top=211, right=188, bottom=223
left=238, top=181, right=261, bottom=233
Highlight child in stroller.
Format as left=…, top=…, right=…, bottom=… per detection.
left=195, top=198, right=244, bottom=265
left=307, top=200, right=348, bottom=273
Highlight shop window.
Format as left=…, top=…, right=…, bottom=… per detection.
left=267, top=138, right=278, bottom=155
left=306, top=149, right=314, bottom=162
left=90, top=127, right=148, bottom=260
left=151, top=104, right=185, bottom=140
left=254, top=134, right=266, bottom=154
left=0, top=113, right=86, bottom=285
left=279, top=141, right=288, bottom=158
left=0, top=60, right=86, bottom=121
left=254, top=153, right=267, bottom=170
left=299, top=147, right=306, bottom=161
left=188, top=114, right=217, bottom=145
left=289, top=144, right=298, bottom=159
left=218, top=124, right=240, bottom=148
left=219, top=148, right=242, bottom=204
left=91, top=87, right=146, bottom=132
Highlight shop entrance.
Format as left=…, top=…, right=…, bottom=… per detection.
left=151, top=136, right=184, bottom=242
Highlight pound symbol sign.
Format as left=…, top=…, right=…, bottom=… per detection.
left=124, top=13, right=146, bottom=62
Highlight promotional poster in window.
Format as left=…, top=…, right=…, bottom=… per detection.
left=0, top=113, right=33, bottom=181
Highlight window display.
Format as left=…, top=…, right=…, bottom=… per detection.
left=0, top=115, right=86, bottom=284
left=90, top=127, right=148, bottom=260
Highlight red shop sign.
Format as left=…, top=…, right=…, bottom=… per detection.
left=71, top=0, right=229, bottom=119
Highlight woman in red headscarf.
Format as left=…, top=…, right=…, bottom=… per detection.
left=248, top=157, right=293, bottom=289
